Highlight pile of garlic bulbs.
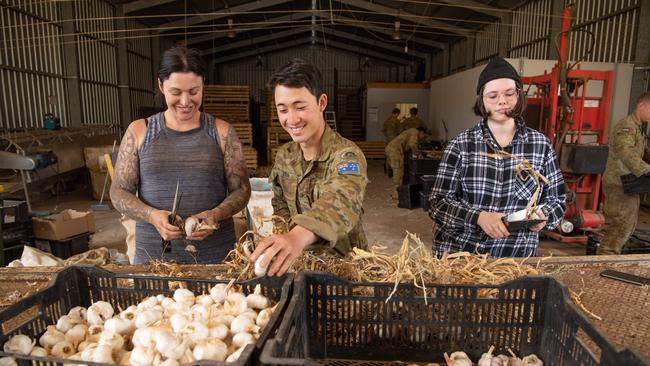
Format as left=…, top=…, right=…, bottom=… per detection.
left=405, top=347, right=544, bottom=366
left=2, top=283, right=276, bottom=365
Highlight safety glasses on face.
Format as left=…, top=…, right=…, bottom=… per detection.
left=483, top=88, right=520, bottom=104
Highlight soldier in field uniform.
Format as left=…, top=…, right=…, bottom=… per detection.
left=383, top=107, right=402, bottom=143
left=599, top=92, right=650, bottom=255
left=251, top=59, right=368, bottom=276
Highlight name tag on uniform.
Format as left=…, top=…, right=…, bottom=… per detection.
left=337, top=162, right=360, bottom=175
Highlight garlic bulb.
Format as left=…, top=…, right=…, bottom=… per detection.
left=50, top=340, right=75, bottom=359
left=195, top=294, right=214, bottom=307
left=85, top=325, right=104, bottom=343
left=254, top=253, right=270, bottom=277
left=104, top=317, right=134, bottom=335
left=256, top=307, right=274, bottom=328
left=173, top=289, right=195, bottom=306
left=98, top=330, right=125, bottom=351
left=491, top=355, right=510, bottom=366
left=164, top=302, right=190, bottom=318
left=119, top=351, right=132, bottom=366
left=478, top=346, right=495, bottom=366
left=181, top=322, right=209, bottom=346
left=231, top=314, right=260, bottom=334
left=191, top=304, right=210, bottom=322
left=214, top=314, right=234, bottom=327
left=153, top=331, right=187, bottom=360
left=130, top=346, right=156, bottom=366
left=208, top=323, right=229, bottom=340
left=158, top=358, right=180, bottom=366
left=65, top=324, right=88, bottom=346
left=87, top=302, right=114, bottom=325
left=56, top=315, right=77, bottom=333
left=232, top=332, right=255, bottom=348
left=159, top=297, right=175, bottom=309
left=444, top=351, right=473, bottom=366
left=225, top=293, right=248, bottom=315
left=137, top=297, right=159, bottom=311
left=184, top=217, right=199, bottom=237
left=132, top=327, right=156, bottom=348
left=209, top=283, right=228, bottom=303
left=77, top=341, right=96, bottom=352
left=178, top=348, right=196, bottom=364
left=226, top=345, right=246, bottom=362
left=135, top=309, right=163, bottom=329
left=522, top=355, right=543, bottom=366
left=0, top=357, right=17, bottom=366
left=39, top=325, right=66, bottom=349
left=3, top=334, right=35, bottom=355
left=67, top=306, right=87, bottom=323
left=170, top=313, right=190, bottom=333
left=193, top=339, right=227, bottom=361
left=29, top=346, right=48, bottom=357
left=247, top=284, right=270, bottom=309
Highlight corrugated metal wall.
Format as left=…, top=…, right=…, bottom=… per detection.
left=569, top=0, right=640, bottom=63
left=1, top=1, right=157, bottom=130
left=217, top=45, right=392, bottom=103
left=0, top=1, right=67, bottom=129
left=509, top=0, right=552, bottom=59
left=474, top=21, right=500, bottom=63
left=449, top=39, right=468, bottom=72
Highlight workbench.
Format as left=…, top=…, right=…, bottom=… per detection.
left=0, top=254, right=648, bottom=359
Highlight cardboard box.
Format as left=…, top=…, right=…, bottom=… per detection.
left=84, top=145, right=118, bottom=173
left=32, top=210, right=96, bottom=241
left=90, top=170, right=112, bottom=201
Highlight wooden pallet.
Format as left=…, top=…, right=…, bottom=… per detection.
left=231, top=123, right=253, bottom=146
left=243, top=146, right=258, bottom=170
left=203, top=84, right=250, bottom=123
left=354, top=141, right=386, bottom=159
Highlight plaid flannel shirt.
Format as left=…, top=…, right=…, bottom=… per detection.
left=428, top=118, right=566, bottom=257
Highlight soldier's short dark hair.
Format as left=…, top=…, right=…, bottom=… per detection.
left=158, top=46, right=206, bottom=82
left=473, top=85, right=526, bottom=119
left=267, top=58, right=324, bottom=99
left=410, top=107, right=418, bottom=115
left=417, top=126, right=428, bottom=133
left=636, top=92, right=650, bottom=106
left=392, top=108, right=400, bottom=114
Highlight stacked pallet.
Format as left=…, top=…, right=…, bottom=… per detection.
left=266, top=95, right=291, bottom=164
left=202, top=85, right=257, bottom=170
left=355, top=141, right=386, bottom=159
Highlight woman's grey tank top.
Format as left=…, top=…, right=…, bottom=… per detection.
left=134, top=112, right=236, bottom=264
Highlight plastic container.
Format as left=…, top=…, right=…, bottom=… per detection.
left=0, top=265, right=292, bottom=366
left=261, top=272, right=649, bottom=366
left=397, top=184, right=421, bottom=209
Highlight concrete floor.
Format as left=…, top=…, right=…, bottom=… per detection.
left=31, top=160, right=650, bottom=258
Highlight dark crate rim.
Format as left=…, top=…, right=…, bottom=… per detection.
left=260, top=271, right=650, bottom=366
left=0, top=265, right=293, bottom=366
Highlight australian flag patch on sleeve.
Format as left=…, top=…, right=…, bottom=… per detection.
left=337, top=162, right=360, bottom=175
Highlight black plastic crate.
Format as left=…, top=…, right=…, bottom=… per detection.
left=419, top=175, right=436, bottom=196
left=34, top=232, right=90, bottom=259
left=397, top=184, right=421, bottom=209
left=408, top=158, right=440, bottom=175
left=420, top=191, right=430, bottom=212
left=261, top=272, right=649, bottom=366
left=0, top=265, right=293, bottom=366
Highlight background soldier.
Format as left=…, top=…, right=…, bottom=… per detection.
left=402, top=107, right=423, bottom=130
left=382, top=107, right=401, bottom=143
left=385, top=126, right=429, bottom=190
left=599, top=92, right=650, bottom=254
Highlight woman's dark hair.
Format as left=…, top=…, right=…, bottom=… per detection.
left=158, top=46, right=206, bottom=82
left=473, top=86, right=526, bottom=119
left=266, top=58, right=324, bottom=99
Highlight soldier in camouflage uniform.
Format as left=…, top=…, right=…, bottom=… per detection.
left=599, top=92, right=650, bottom=255
left=402, top=107, right=424, bottom=130
left=251, top=59, right=368, bottom=276
left=382, top=108, right=402, bottom=143
left=385, top=126, right=429, bottom=188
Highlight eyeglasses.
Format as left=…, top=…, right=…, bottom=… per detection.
left=483, top=88, right=519, bottom=104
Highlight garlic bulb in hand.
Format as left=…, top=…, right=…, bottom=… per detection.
left=3, top=334, right=35, bottom=355
left=184, top=217, right=199, bottom=237
left=254, top=253, right=270, bottom=277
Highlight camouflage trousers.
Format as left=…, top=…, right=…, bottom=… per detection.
left=598, top=182, right=640, bottom=255
left=385, top=148, right=404, bottom=188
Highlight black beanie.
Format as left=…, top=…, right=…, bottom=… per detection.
left=476, top=57, right=521, bottom=94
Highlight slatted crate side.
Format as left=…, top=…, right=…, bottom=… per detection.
left=243, top=146, right=258, bottom=170
left=355, top=141, right=386, bottom=159
left=232, top=123, right=253, bottom=146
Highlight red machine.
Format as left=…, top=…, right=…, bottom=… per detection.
left=521, top=5, right=613, bottom=244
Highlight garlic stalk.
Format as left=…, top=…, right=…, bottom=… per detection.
left=3, top=334, right=35, bottom=355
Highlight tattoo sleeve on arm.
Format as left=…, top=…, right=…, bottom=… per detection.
left=110, top=127, right=154, bottom=222
left=213, top=125, right=251, bottom=220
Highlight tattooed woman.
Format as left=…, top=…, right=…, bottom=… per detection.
left=110, top=46, right=251, bottom=264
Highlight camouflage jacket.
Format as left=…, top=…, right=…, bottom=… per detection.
left=382, top=117, right=401, bottom=142
left=386, top=128, right=420, bottom=156
left=603, top=113, right=650, bottom=187
left=269, top=125, right=368, bottom=254
left=402, top=116, right=423, bottom=131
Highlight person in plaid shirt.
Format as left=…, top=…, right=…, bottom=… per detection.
left=428, top=57, right=565, bottom=257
